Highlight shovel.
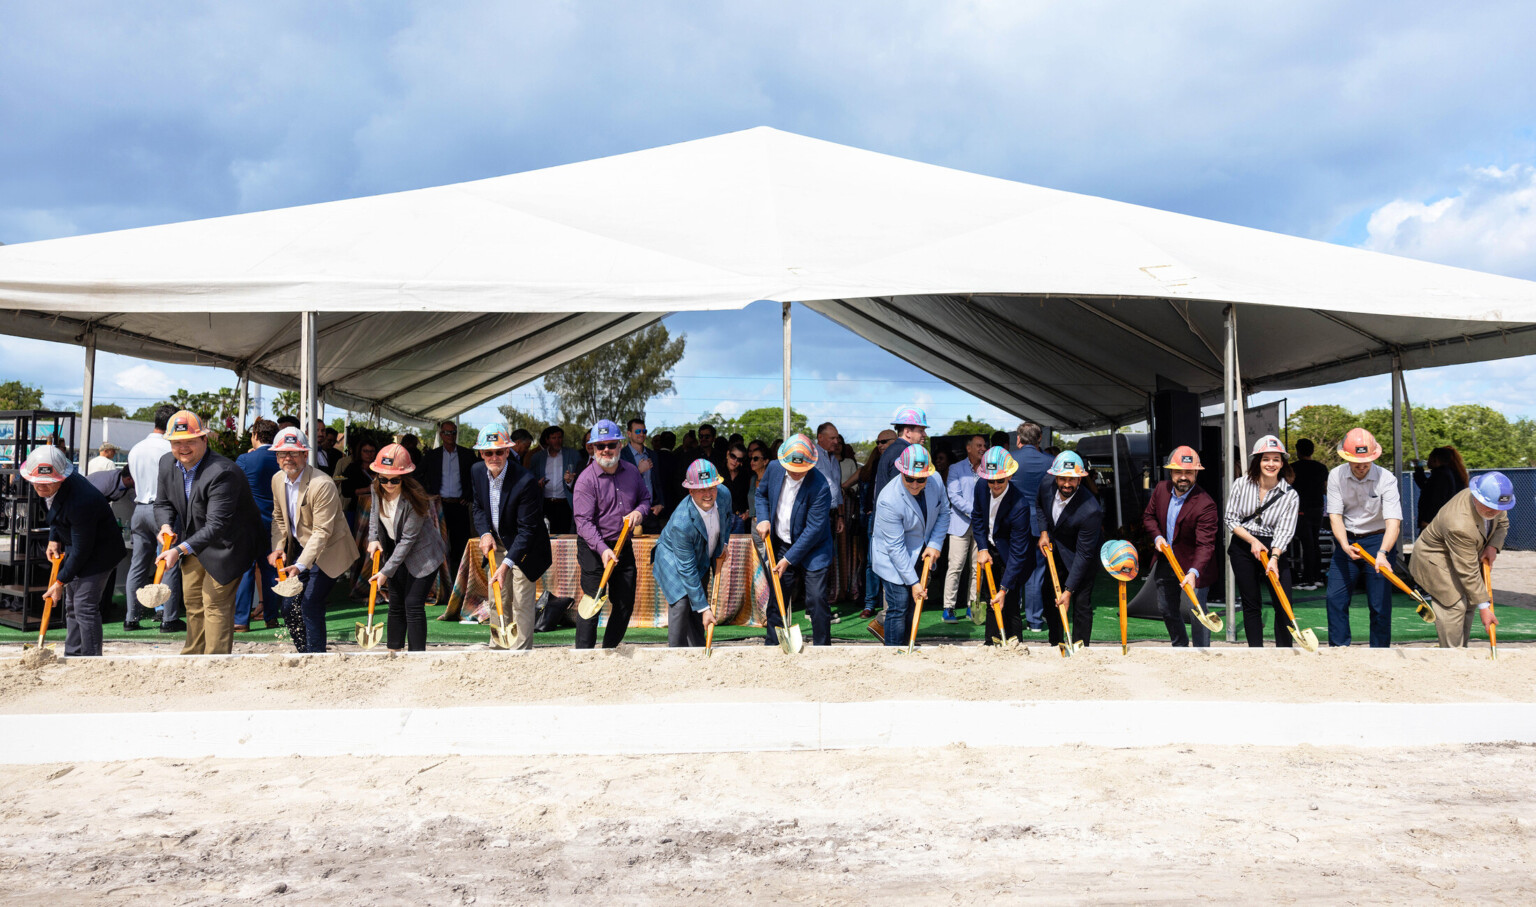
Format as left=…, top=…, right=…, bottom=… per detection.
left=134, top=531, right=177, bottom=609
left=981, top=561, right=1017, bottom=648
left=762, top=535, right=804, bottom=654
left=1156, top=540, right=1224, bottom=634
left=1117, top=576, right=1129, bottom=655
left=905, top=556, right=935, bottom=654
left=1041, top=538, right=1082, bottom=657
left=487, top=548, right=513, bottom=650
left=24, top=553, right=65, bottom=651
left=355, top=549, right=384, bottom=650
left=705, top=555, right=725, bottom=657
left=272, top=553, right=304, bottom=598
left=968, top=563, right=988, bottom=625
left=578, top=516, right=634, bottom=620
left=1482, top=562, right=1499, bottom=661
left=1351, top=544, right=1434, bottom=623
left=1259, top=550, right=1319, bottom=652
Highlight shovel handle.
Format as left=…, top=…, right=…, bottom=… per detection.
left=367, top=550, right=381, bottom=619
left=36, top=553, right=64, bottom=645
left=908, top=556, right=933, bottom=650
left=1042, top=538, right=1064, bottom=600
left=982, top=560, right=1008, bottom=643
left=706, top=554, right=725, bottom=653
left=1158, top=540, right=1211, bottom=618
left=1350, top=543, right=1420, bottom=599
left=1482, top=562, right=1498, bottom=655
left=595, top=516, right=634, bottom=592
left=486, top=548, right=504, bottom=620
left=1256, top=551, right=1300, bottom=625
left=763, top=534, right=791, bottom=626
left=1118, top=581, right=1128, bottom=652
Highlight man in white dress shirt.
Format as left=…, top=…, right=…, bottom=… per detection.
left=124, top=405, right=182, bottom=632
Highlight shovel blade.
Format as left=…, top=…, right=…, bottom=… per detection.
left=1194, top=609, right=1224, bottom=633
left=1416, top=601, right=1436, bottom=624
left=355, top=622, right=383, bottom=650
left=1294, top=627, right=1320, bottom=653
left=786, top=624, right=804, bottom=654
left=968, top=603, right=988, bottom=626
left=577, top=590, right=607, bottom=620
left=136, top=584, right=171, bottom=608
left=488, top=627, right=513, bottom=650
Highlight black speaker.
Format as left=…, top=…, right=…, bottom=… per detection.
left=1152, top=390, right=1200, bottom=466
left=1197, top=424, right=1227, bottom=601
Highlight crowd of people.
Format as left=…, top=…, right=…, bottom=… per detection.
left=16, top=402, right=1516, bottom=656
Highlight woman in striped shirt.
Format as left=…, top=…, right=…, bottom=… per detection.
left=1226, top=435, right=1300, bottom=647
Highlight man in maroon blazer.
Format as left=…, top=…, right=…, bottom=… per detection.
left=1139, top=446, right=1219, bottom=646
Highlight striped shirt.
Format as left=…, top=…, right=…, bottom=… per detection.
left=1224, top=476, right=1299, bottom=552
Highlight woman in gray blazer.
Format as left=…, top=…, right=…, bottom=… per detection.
left=366, top=443, right=447, bottom=652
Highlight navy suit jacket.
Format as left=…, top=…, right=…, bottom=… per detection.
left=153, top=450, right=263, bottom=586
left=1036, top=481, right=1103, bottom=593
left=1010, top=444, right=1054, bottom=534
left=236, top=444, right=279, bottom=522
left=752, top=462, right=833, bottom=571
left=470, top=459, right=551, bottom=582
left=619, top=444, right=666, bottom=513
left=970, top=481, right=1032, bottom=593
left=420, top=445, right=475, bottom=499
left=45, top=471, right=127, bottom=585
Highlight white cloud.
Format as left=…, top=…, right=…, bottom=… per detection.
left=1362, top=164, right=1536, bottom=279
left=113, top=364, right=175, bottom=398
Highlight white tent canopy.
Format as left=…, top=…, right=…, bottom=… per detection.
left=5, top=125, right=1536, bottom=430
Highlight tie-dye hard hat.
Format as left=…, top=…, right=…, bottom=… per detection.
left=683, top=459, right=725, bottom=489
left=895, top=444, right=936, bottom=479
left=890, top=406, right=929, bottom=429
left=777, top=434, right=818, bottom=473
left=1470, top=472, right=1516, bottom=512
left=1099, top=539, right=1138, bottom=581
left=976, top=446, right=1018, bottom=481
left=475, top=422, right=513, bottom=450
left=1046, top=450, right=1088, bottom=477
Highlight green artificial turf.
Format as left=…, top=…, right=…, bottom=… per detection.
left=3, top=579, right=1528, bottom=647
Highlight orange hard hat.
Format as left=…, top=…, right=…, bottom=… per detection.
left=1163, top=445, right=1203, bottom=470
left=1337, top=428, right=1382, bottom=463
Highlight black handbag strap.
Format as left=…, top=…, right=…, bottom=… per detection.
left=1241, top=486, right=1290, bottom=525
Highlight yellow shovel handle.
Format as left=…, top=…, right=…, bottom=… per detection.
left=763, top=534, right=791, bottom=626
left=1042, top=538, right=1064, bottom=600
left=1483, top=562, right=1498, bottom=651
left=1351, top=543, right=1426, bottom=604
left=486, top=548, right=503, bottom=619
left=982, top=560, right=1006, bottom=639
left=367, top=549, right=381, bottom=619
left=1158, top=540, right=1208, bottom=616
left=595, top=515, right=634, bottom=592
left=1119, top=581, right=1128, bottom=651
left=1257, top=550, right=1300, bottom=625
left=908, top=556, right=933, bottom=648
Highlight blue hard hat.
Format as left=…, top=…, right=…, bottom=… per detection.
left=586, top=419, right=623, bottom=445
left=891, top=406, right=929, bottom=428
left=1470, top=472, right=1516, bottom=511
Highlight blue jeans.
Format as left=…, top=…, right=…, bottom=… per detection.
left=882, top=583, right=917, bottom=647
left=862, top=521, right=883, bottom=611
left=283, top=568, right=337, bottom=653
left=1326, top=532, right=1394, bottom=647
left=1023, top=547, right=1046, bottom=629
left=234, top=518, right=277, bottom=626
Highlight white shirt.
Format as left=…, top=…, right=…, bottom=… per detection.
left=439, top=447, right=462, bottom=498
left=87, top=455, right=117, bottom=475
left=487, top=465, right=506, bottom=535
left=284, top=473, right=303, bottom=541
left=699, top=501, right=720, bottom=553
left=544, top=449, right=565, bottom=499
left=988, top=488, right=1005, bottom=541
left=775, top=474, right=804, bottom=546
left=379, top=493, right=399, bottom=540
left=128, top=432, right=171, bottom=504
left=812, top=446, right=842, bottom=512
left=1052, top=492, right=1069, bottom=524
left=1325, top=463, right=1402, bottom=535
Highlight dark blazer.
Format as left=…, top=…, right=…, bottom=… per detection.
left=619, top=443, right=667, bottom=514
left=1010, top=445, right=1054, bottom=534
left=419, top=445, right=475, bottom=499
left=369, top=491, right=447, bottom=581
left=1036, top=480, right=1102, bottom=592
left=874, top=438, right=912, bottom=500
left=470, top=459, right=552, bottom=582
left=1141, top=480, right=1219, bottom=587
left=46, top=472, right=127, bottom=585
left=235, top=444, right=280, bottom=522
left=752, top=461, right=833, bottom=571
left=153, top=449, right=263, bottom=586
left=970, top=481, right=1032, bottom=593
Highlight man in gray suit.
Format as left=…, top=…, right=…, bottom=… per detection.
left=153, top=410, right=263, bottom=655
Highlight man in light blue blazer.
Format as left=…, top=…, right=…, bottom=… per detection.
left=871, top=444, right=950, bottom=647
left=652, top=460, right=732, bottom=647
left=753, top=435, right=834, bottom=646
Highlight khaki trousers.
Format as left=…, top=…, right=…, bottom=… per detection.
left=180, top=555, right=237, bottom=655
left=1431, top=595, right=1479, bottom=648
left=507, top=564, right=537, bottom=650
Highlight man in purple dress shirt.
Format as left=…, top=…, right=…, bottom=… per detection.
left=572, top=419, right=651, bottom=649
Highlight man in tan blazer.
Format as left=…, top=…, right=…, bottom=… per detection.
left=1409, top=474, right=1513, bottom=648
left=267, top=427, right=360, bottom=652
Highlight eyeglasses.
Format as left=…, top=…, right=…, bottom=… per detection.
left=594, top=442, right=622, bottom=452
left=728, top=454, right=743, bottom=462
left=750, top=455, right=765, bottom=463
left=377, top=476, right=402, bottom=485
left=440, top=429, right=457, bottom=436
left=275, top=452, right=305, bottom=460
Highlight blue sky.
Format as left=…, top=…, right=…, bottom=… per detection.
left=5, top=2, right=1536, bottom=439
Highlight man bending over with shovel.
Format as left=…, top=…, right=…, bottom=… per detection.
left=267, top=427, right=360, bottom=653
left=1410, top=473, right=1512, bottom=648
left=477, top=424, right=552, bottom=650
left=871, top=445, right=950, bottom=647
left=1036, top=451, right=1102, bottom=649
left=654, top=460, right=733, bottom=647
left=753, top=435, right=835, bottom=647
left=154, top=410, right=264, bottom=656
left=572, top=420, right=650, bottom=649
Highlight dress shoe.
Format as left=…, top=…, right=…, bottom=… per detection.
left=265, top=618, right=281, bottom=628
left=860, top=608, right=874, bottom=619
left=233, top=625, right=250, bottom=633
left=160, top=619, right=187, bottom=633
left=123, top=620, right=145, bottom=632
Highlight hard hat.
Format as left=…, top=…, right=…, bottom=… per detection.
left=1164, top=446, right=1203, bottom=470
left=586, top=420, right=623, bottom=446
left=271, top=427, right=310, bottom=453
left=895, top=444, right=936, bottom=479
left=1337, top=428, right=1382, bottom=463
left=1047, top=450, right=1088, bottom=477
left=475, top=422, right=512, bottom=450
left=19, top=446, right=73, bottom=484
left=371, top=443, right=415, bottom=476
left=1099, top=539, right=1138, bottom=581
left=164, top=410, right=208, bottom=441
left=777, top=434, right=818, bottom=473
left=1470, top=472, right=1516, bottom=512
left=1251, top=435, right=1288, bottom=459
left=976, top=446, right=1018, bottom=481
left=682, top=459, right=724, bottom=489
left=890, top=406, right=929, bottom=429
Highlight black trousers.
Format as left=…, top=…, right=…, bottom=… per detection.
left=981, top=555, right=1023, bottom=645
left=764, top=562, right=831, bottom=646
left=1295, top=512, right=1323, bottom=584
left=386, top=570, right=435, bottom=651
left=544, top=498, right=574, bottom=535
left=440, top=499, right=472, bottom=579
left=1040, top=547, right=1095, bottom=646
left=574, top=535, right=637, bottom=649
left=1228, top=536, right=1294, bottom=647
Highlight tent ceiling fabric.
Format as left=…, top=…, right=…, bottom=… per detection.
left=5, top=126, right=1536, bottom=428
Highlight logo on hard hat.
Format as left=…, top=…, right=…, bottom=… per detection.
left=36, top=465, right=52, bottom=476
left=174, top=418, right=190, bottom=433
left=1354, top=446, right=1368, bottom=454
left=1179, top=454, right=1192, bottom=463
left=1501, top=494, right=1513, bottom=503
left=381, top=456, right=394, bottom=467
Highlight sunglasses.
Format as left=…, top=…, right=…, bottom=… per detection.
left=377, top=476, right=402, bottom=485
left=750, top=455, right=765, bottom=462
left=902, top=476, right=927, bottom=486
left=594, top=442, right=622, bottom=452
left=481, top=449, right=508, bottom=458
left=729, top=454, right=743, bottom=462
left=987, top=478, right=1010, bottom=486
left=440, top=429, right=457, bottom=436
left=632, top=428, right=647, bottom=435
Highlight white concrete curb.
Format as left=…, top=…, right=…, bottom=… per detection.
left=4, top=700, right=1534, bottom=764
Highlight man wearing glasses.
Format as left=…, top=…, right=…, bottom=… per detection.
left=875, top=406, right=930, bottom=498
left=572, top=420, right=652, bottom=648
left=870, top=444, right=950, bottom=646
left=267, top=427, right=360, bottom=653
left=753, top=435, right=835, bottom=646
left=620, top=417, right=667, bottom=534
left=474, top=424, right=552, bottom=650
left=971, top=447, right=1032, bottom=644
left=421, top=420, right=475, bottom=580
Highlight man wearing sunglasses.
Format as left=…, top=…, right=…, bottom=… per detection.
left=572, top=419, right=652, bottom=648
left=870, top=444, right=950, bottom=646
left=971, top=447, right=1033, bottom=644
left=753, top=434, right=836, bottom=646
left=620, top=417, right=668, bottom=534
left=267, top=427, right=360, bottom=653
left=473, top=424, right=552, bottom=650
left=1036, top=451, right=1102, bottom=648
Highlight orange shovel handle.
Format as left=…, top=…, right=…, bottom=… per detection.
left=982, top=560, right=1007, bottom=639
left=908, top=556, right=934, bottom=648
left=367, top=550, right=381, bottom=619
left=595, top=515, right=634, bottom=592
left=37, top=553, right=64, bottom=645
left=1158, top=540, right=1206, bottom=615
left=1042, top=538, right=1064, bottom=600
left=1351, top=544, right=1424, bottom=603
left=1257, top=550, right=1300, bottom=625
left=486, top=548, right=504, bottom=620
left=763, top=534, right=791, bottom=625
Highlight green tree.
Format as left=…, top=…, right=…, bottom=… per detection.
left=91, top=403, right=128, bottom=419
left=0, top=380, right=45, bottom=411
left=1286, top=404, right=1358, bottom=467
left=272, top=390, right=301, bottom=418
left=128, top=404, right=164, bottom=422
left=543, top=324, right=686, bottom=428
left=945, top=415, right=997, bottom=438
left=726, top=407, right=809, bottom=445
left=496, top=403, right=549, bottom=437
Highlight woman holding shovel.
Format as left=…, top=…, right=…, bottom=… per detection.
left=365, top=443, right=447, bottom=653
left=267, top=427, right=360, bottom=653
left=1225, top=435, right=1301, bottom=647
left=571, top=419, right=651, bottom=649
left=21, top=446, right=126, bottom=656
left=653, top=460, right=732, bottom=647
left=870, top=444, right=950, bottom=648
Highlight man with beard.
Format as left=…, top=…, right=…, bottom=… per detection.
left=571, top=420, right=651, bottom=649
left=1133, top=446, right=1218, bottom=646
left=1036, top=451, right=1102, bottom=648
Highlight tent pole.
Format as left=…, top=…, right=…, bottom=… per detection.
left=1109, top=423, right=1123, bottom=530
left=80, top=332, right=96, bottom=466
left=236, top=371, right=249, bottom=436
left=1392, top=353, right=1404, bottom=537
left=1222, top=306, right=1236, bottom=642
left=782, top=301, right=792, bottom=440
left=300, top=312, right=318, bottom=467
